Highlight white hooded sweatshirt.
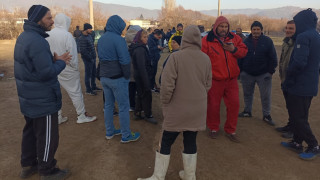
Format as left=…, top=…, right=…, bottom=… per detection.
left=47, top=13, right=78, bottom=73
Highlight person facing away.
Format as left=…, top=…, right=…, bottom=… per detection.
left=202, top=16, right=248, bottom=142
left=46, top=13, right=97, bottom=125
left=147, top=29, right=163, bottom=92
left=281, top=8, right=320, bottom=160
left=238, top=20, right=278, bottom=126
left=275, top=20, right=296, bottom=139
left=14, top=4, right=71, bottom=180
left=79, top=23, right=102, bottom=95
left=168, top=23, right=183, bottom=52
left=97, top=15, right=140, bottom=143
left=138, top=25, right=212, bottom=180
left=129, top=30, right=157, bottom=124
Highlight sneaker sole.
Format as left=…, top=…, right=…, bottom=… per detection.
left=120, top=136, right=140, bottom=143
left=76, top=118, right=97, bottom=124
left=299, top=154, right=319, bottom=161
left=105, top=133, right=121, bottom=140
left=281, top=142, right=303, bottom=154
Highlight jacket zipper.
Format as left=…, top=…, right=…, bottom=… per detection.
left=223, top=50, right=231, bottom=79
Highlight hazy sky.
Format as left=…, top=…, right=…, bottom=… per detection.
left=94, top=0, right=320, bottom=10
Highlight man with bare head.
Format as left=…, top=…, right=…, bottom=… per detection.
left=14, top=4, right=72, bottom=180
left=236, top=27, right=246, bottom=41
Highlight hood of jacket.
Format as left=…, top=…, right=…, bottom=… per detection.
left=293, top=8, right=318, bottom=36
left=180, top=25, right=201, bottom=50
left=53, top=13, right=71, bottom=31
left=128, top=42, right=147, bottom=56
left=105, top=15, right=126, bottom=35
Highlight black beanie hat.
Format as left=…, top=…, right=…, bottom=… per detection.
left=84, top=23, right=93, bottom=31
left=172, top=36, right=182, bottom=46
left=251, top=21, right=263, bottom=30
left=177, top=23, right=183, bottom=28
left=28, top=5, right=49, bottom=23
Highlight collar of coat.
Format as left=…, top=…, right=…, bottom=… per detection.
left=23, top=19, right=49, bottom=38
left=206, top=30, right=234, bottom=45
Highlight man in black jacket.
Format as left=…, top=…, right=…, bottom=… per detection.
left=79, top=23, right=102, bottom=95
left=238, top=21, right=278, bottom=126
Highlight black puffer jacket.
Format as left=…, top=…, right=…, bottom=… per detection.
left=129, top=43, right=152, bottom=89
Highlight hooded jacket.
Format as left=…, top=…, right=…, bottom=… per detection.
left=47, top=13, right=79, bottom=71
left=202, top=16, right=248, bottom=80
left=283, top=9, right=320, bottom=96
left=161, top=25, right=212, bottom=132
left=97, top=15, right=131, bottom=79
left=125, top=25, right=141, bottom=82
left=14, top=20, right=66, bottom=118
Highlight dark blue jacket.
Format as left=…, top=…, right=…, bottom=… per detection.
left=79, top=33, right=96, bottom=60
left=283, top=9, right=320, bottom=96
left=97, top=15, right=131, bottom=79
left=147, top=33, right=161, bottom=64
left=14, top=20, right=66, bottom=118
left=239, top=34, right=278, bottom=76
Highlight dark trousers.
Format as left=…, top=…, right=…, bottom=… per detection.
left=286, top=92, right=318, bottom=147
left=21, top=112, right=59, bottom=176
left=160, top=131, right=198, bottom=155
left=82, top=58, right=97, bottom=92
left=129, top=82, right=136, bottom=108
left=135, top=80, right=152, bottom=117
left=150, top=59, right=159, bottom=89
left=283, top=91, right=292, bottom=131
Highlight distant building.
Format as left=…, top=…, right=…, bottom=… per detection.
left=129, top=19, right=160, bottom=29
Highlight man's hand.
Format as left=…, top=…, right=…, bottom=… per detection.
left=53, top=52, right=72, bottom=65
left=158, top=45, right=164, bottom=50
left=222, top=42, right=235, bottom=52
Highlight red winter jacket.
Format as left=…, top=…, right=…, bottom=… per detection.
left=201, top=32, right=248, bottom=80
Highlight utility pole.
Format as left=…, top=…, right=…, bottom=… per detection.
left=218, top=0, right=221, bottom=16
left=89, top=0, right=94, bottom=30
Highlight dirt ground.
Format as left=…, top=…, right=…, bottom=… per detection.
left=0, top=39, right=320, bottom=180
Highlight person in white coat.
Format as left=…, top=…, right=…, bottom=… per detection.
left=46, top=13, right=96, bottom=124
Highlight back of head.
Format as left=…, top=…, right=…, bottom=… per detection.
left=105, top=15, right=126, bottom=35
left=181, top=25, right=201, bottom=50
left=294, top=8, right=318, bottom=35
left=54, top=13, right=71, bottom=31
left=125, top=25, right=142, bottom=45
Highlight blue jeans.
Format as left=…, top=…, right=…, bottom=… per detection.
left=101, top=77, right=131, bottom=138
left=82, top=58, right=97, bottom=92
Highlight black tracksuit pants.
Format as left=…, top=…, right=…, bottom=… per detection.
left=283, top=91, right=292, bottom=131
left=135, top=79, right=152, bottom=117
left=21, top=112, right=59, bottom=176
left=160, top=131, right=198, bottom=155
left=286, top=93, right=318, bottom=148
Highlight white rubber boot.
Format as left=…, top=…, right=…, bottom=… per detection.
left=137, top=151, right=170, bottom=180
left=77, top=112, right=97, bottom=124
left=179, top=153, right=197, bottom=180
left=58, top=110, right=68, bottom=124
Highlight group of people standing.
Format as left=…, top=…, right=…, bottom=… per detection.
left=13, top=4, right=320, bottom=180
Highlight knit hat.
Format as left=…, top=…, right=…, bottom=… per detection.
left=213, top=16, right=229, bottom=37
left=251, top=21, right=263, bottom=30
left=177, top=23, right=183, bottom=28
left=172, top=36, right=182, bottom=46
left=28, top=5, right=49, bottom=23
left=84, top=23, right=93, bottom=31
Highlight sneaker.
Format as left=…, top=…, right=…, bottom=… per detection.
left=92, top=87, right=102, bottom=92
left=145, top=115, right=158, bottom=124
left=85, top=91, right=97, bottom=96
left=77, top=112, right=97, bottom=124
left=129, top=107, right=135, bottom=112
left=275, top=125, right=290, bottom=133
left=40, top=168, right=70, bottom=180
left=134, top=111, right=144, bottom=120
left=263, top=115, right=275, bottom=126
left=208, top=130, right=219, bottom=139
left=121, top=132, right=140, bottom=143
left=238, top=111, right=252, bottom=117
left=299, top=146, right=320, bottom=160
left=151, top=88, right=160, bottom=93
left=225, top=133, right=240, bottom=143
left=58, top=116, right=68, bottom=125
left=281, top=140, right=304, bottom=153
left=20, top=165, right=37, bottom=179
left=105, top=129, right=121, bottom=140
left=281, top=131, right=293, bottom=139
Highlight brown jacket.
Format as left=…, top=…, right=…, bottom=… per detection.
left=160, top=25, right=212, bottom=132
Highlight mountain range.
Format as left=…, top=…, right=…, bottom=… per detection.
left=1, top=0, right=319, bottom=20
